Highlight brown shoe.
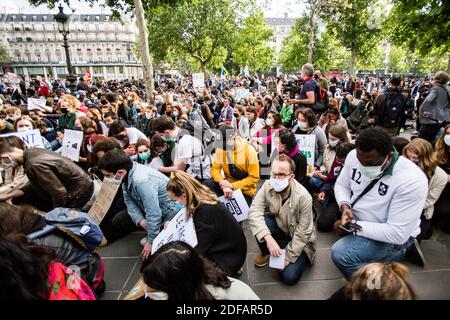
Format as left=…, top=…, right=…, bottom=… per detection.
left=255, top=255, right=269, bottom=267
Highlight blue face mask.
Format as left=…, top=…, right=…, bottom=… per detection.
left=173, top=201, right=185, bottom=211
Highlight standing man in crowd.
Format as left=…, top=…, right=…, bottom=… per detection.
left=288, top=63, right=317, bottom=112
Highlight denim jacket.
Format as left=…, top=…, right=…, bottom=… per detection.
left=123, top=163, right=178, bottom=242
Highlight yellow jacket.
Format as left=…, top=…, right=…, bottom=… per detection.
left=211, top=137, right=260, bottom=197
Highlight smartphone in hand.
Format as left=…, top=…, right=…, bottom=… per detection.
left=339, top=220, right=362, bottom=233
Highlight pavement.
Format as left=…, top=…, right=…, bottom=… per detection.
left=99, top=124, right=450, bottom=300
left=99, top=220, right=450, bottom=300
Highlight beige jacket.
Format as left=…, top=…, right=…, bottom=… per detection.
left=248, top=179, right=317, bottom=264
left=424, top=166, right=448, bottom=219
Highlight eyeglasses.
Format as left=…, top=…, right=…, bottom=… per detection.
left=271, top=173, right=292, bottom=179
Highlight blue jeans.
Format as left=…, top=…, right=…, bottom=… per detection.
left=331, top=235, right=415, bottom=279
left=257, top=215, right=310, bottom=285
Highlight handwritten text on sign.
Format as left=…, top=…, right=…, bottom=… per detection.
left=0, top=129, right=44, bottom=149
left=295, top=134, right=316, bottom=175
left=219, top=189, right=249, bottom=222
left=151, top=208, right=198, bottom=254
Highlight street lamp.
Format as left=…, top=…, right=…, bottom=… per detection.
left=54, top=4, right=76, bottom=83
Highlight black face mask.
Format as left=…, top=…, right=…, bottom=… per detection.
left=233, top=113, right=239, bottom=118
left=116, top=134, right=127, bottom=141
left=60, top=108, right=69, bottom=114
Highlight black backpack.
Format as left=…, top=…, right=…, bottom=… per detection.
left=311, top=80, right=329, bottom=113
left=380, top=91, right=406, bottom=128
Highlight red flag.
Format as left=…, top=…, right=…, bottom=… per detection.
left=83, top=70, right=92, bottom=81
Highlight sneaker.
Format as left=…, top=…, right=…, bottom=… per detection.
left=405, top=239, right=426, bottom=267
left=140, top=237, right=147, bottom=247
left=254, top=255, right=269, bottom=267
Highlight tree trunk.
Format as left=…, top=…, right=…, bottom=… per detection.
left=201, top=62, right=207, bottom=80
left=307, top=7, right=315, bottom=64
left=134, top=0, right=154, bottom=99
left=349, top=49, right=357, bottom=77
left=447, top=53, right=450, bottom=74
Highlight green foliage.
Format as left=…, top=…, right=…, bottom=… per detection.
left=231, top=10, right=275, bottom=73
left=0, top=46, right=11, bottom=63
left=386, top=0, right=450, bottom=57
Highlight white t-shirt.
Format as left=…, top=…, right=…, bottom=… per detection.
left=126, top=127, right=148, bottom=144
left=177, top=134, right=211, bottom=179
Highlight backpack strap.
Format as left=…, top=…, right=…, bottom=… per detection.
left=27, top=224, right=57, bottom=240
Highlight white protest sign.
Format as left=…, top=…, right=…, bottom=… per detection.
left=235, top=89, right=251, bottom=101
left=27, top=98, right=47, bottom=111
left=0, top=129, right=44, bottom=149
left=219, top=189, right=249, bottom=222
left=151, top=208, right=198, bottom=254
left=192, top=73, right=205, bottom=89
left=295, top=134, right=316, bottom=175
left=61, top=129, right=83, bottom=162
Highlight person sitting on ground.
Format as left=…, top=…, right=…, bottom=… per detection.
left=167, top=171, right=247, bottom=275
left=140, top=241, right=259, bottom=300
left=246, top=106, right=265, bottom=139
left=433, top=124, right=450, bottom=235
left=403, top=138, right=447, bottom=243
left=392, top=136, right=410, bottom=155
left=329, top=262, right=416, bottom=300
left=108, top=122, right=148, bottom=156
left=316, top=142, right=355, bottom=232
left=248, top=154, right=316, bottom=285
left=131, top=138, right=163, bottom=170
left=204, top=125, right=259, bottom=206
left=0, top=137, right=94, bottom=212
left=0, top=235, right=95, bottom=300
left=292, top=108, right=327, bottom=169
left=310, top=125, right=350, bottom=191
left=0, top=203, right=105, bottom=297
left=97, top=149, right=179, bottom=260
left=331, top=127, right=428, bottom=279
left=13, top=116, right=52, bottom=151
left=273, top=129, right=307, bottom=186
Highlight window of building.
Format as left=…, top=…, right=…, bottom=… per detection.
left=33, top=15, right=37, bottom=21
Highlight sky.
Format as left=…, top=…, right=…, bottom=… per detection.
left=1, top=0, right=306, bottom=18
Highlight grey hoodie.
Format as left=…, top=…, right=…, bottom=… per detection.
left=419, top=84, right=450, bottom=124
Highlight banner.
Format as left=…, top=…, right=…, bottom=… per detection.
left=83, top=70, right=92, bottom=81
left=61, top=129, right=83, bottom=162
left=88, top=174, right=122, bottom=225
left=192, top=73, right=205, bottom=89
left=295, top=134, right=316, bottom=175
left=0, top=129, right=44, bottom=149
left=27, top=98, right=47, bottom=111
left=218, top=189, right=249, bottom=222
left=151, top=208, right=197, bottom=254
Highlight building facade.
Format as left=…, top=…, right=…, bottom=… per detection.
left=0, top=13, right=143, bottom=80
left=265, top=14, right=296, bottom=54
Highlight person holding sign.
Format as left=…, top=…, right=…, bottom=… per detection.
left=140, top=241, right=259, bottom=300
left=0, top=137, right=94, bottom=212
left=166, top=171, right=247, bottom=275
left=248, top=154, right=317, bottom=285
left=292, top=108, right=327, bottom=169
left=205, top=125, right=259, bottom=206
left=97, top=150, right=179, bottom=260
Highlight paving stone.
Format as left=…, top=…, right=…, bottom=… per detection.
left=408, top=270, right=450, bottom=300
left=102, top=258, right=139, bottom=291
left=98, top=231, right=145, bottom=258
left=101, top=291, right=121, bottom=301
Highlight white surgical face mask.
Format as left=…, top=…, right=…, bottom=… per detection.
left=173, top=110, right=179, bottom=117
left=270, top=177, right=290, bottom=193
left=17, top=126, right=33, bottom=132
left=145, top=112, right=153, bottom=120
left=266, top=118, right=274, bottom=126
left=444, top=134, right=450, bottom=147
left=87, top=144, right=93, bottom=153
left=329, top=140, right=340, bottom=148
left=359, top=156, right=389, bottom=180
left=298, top=121, right=308, bottom=130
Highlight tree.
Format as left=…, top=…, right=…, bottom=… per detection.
left=303, top=0, right=342, bottom=64
left=386, top=0, right=450, bottom=73
left=147, top=0, right=251, bottom=78
left=231, top=10, right=274, bottom=74
left=323, top=0, right=383, bottom=76
left=27, top=0, right=183, bottom=98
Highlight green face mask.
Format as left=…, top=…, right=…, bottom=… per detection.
left=138, top=151, right=151, bottom=161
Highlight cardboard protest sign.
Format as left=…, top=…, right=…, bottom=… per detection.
left=151, top=208, right=197, bottom=255
left=295, top=134, right=316, bottom=175
left=27, top=98, right=47, bottom=111
left=0, top=129, right=44, bottom=149
left=123, top=277, right=145, bottom=300
left=219, top=189, right=249, bottom=222
left=88, top=174, right=122, bottom=225
left=61, top=129, right=83, bottom=162
left=192, top=73, right=205, bottom=89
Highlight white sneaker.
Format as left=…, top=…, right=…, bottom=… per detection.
left=140, top=237, right=147, bottom=247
